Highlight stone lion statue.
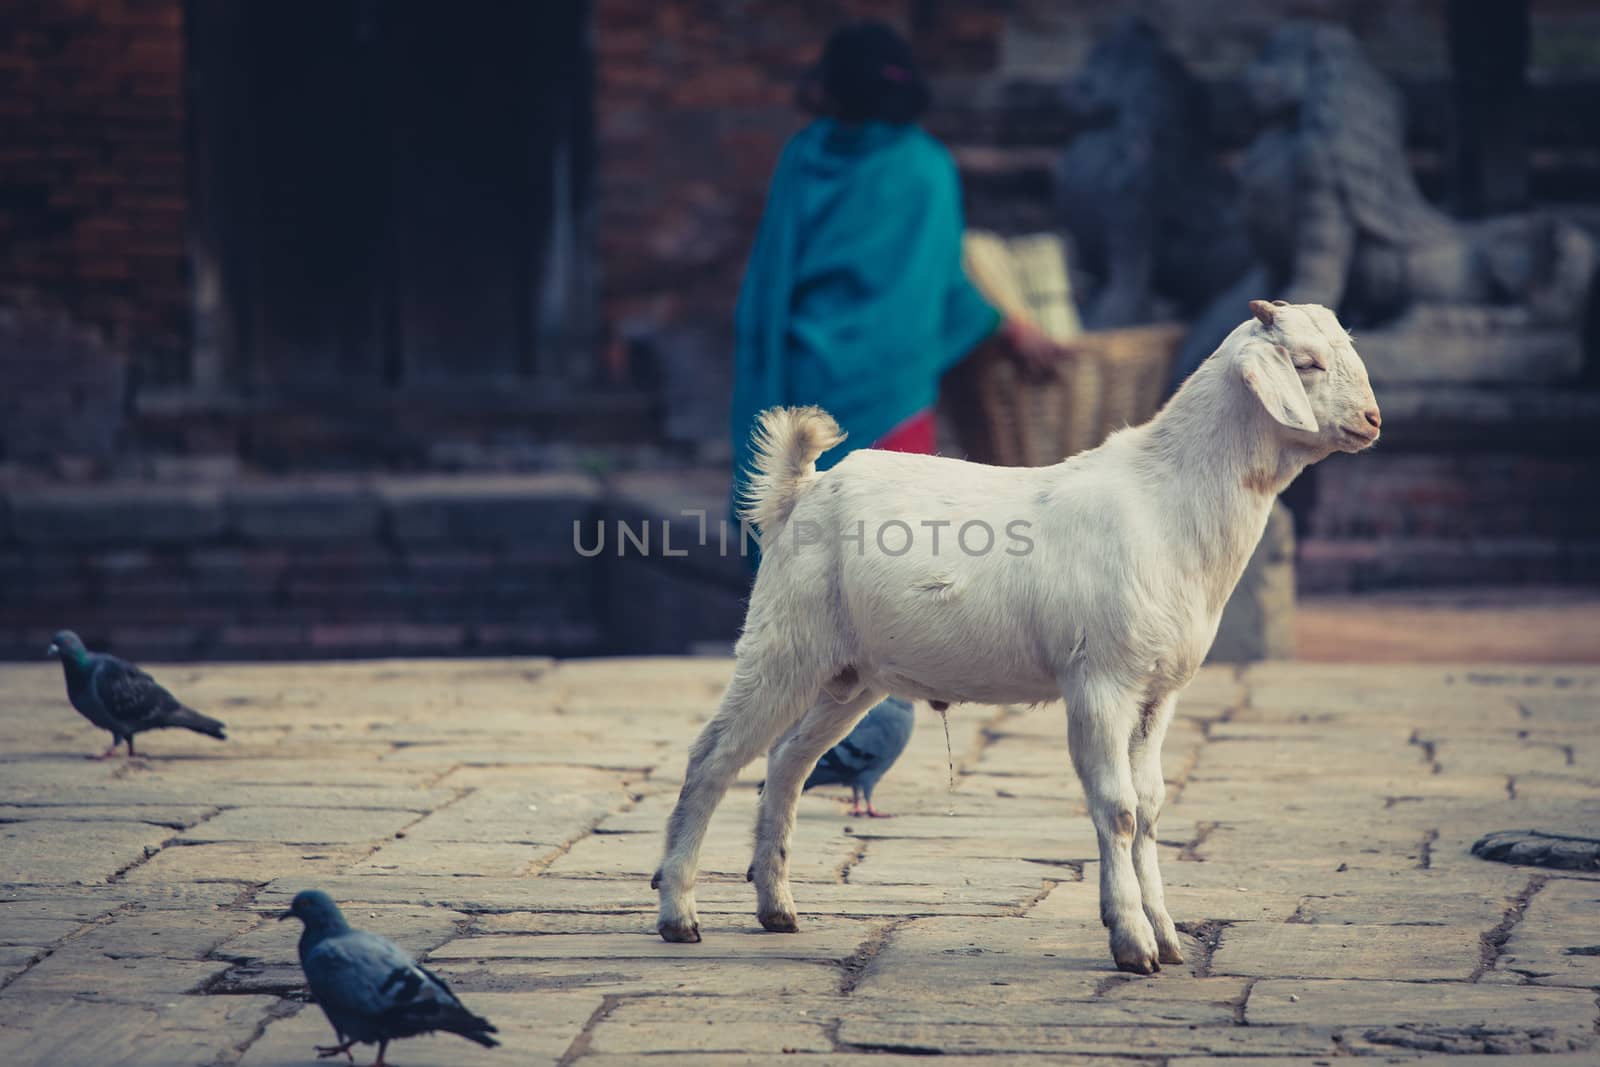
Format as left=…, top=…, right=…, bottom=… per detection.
left=1236, top=21, right=1594, bottom=381
left=1054, top=15, right=1254, bottom=329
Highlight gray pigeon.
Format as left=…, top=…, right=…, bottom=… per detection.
left=281, top=890, right=499, bottom=1065
left=48, top=630, right=226, bottom=758
left=804, top=696, right=915, bottom=817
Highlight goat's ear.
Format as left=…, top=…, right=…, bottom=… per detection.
left=1240, top=342, right=1318, bottom=432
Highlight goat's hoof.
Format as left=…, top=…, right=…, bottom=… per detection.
left=758, top=910, right=799, bottom=933
left=1116, top=954, right=1161, bottom=975
left=1152, top=916, right=1184, bottom=964
left=1111, top=923, right=1161, bottom=975
left=658, top=920, right=701, bottom=943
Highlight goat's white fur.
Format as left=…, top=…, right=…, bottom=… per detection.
left=655, top=301, right=1380, bottom=974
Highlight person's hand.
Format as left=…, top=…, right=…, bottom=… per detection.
left=1001, top=318, right=1070, bottom=379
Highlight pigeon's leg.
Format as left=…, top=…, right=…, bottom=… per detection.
left=752, top=688, right=883, bottom=932
left=94, top=736, right=121, bottom=760
left=1130, top=691, right=1183, bottom=965
left=370, top=1040, right=389, bottom=1067
left=848, top=785, right=864, bottom=817
left=861, top=781, right=894, bottom=818
left=656, top=662, right=820, bottom=943
left=1065, top=674, right=1160, bottom=975
left=125, top=735, right=136, bottom=758
left=314, top=1037, right=356, bottom=1060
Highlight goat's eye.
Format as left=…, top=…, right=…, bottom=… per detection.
left=1291, top=351, right=1324, bottom=372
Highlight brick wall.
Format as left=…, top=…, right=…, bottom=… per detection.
left=0, top=476, right=604, bottom=662
left=0, top=0, right=188, bottom=381
left=0, top=307, right=127, bottom=468
left=1300, top=453, right=1600, bottom=592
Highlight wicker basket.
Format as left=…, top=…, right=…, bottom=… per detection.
left=947, top=231, right=1185, bottom=467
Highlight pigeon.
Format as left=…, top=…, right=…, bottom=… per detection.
left=281, top=890, right=499, bottom=1066
left=804, top=696, right=915, bottom=817
left=47, top=630, right=227, bottom=758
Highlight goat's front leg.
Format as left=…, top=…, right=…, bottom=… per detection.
left=1067, top=679, right=1161, bottom=974
left=656, top=669, right=813, bottom=943
left=1130, top=693, right=1183, bottom=965
left=750, top=689, right=884, bottom=932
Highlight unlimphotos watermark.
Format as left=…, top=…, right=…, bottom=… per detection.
left=573, top=510, right=1034, bottom=559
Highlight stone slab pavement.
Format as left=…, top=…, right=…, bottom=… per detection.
left=0, top=656, right=1596, bottom=1066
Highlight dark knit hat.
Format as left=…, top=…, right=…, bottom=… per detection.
left=798, top=20, right=931, bottom=125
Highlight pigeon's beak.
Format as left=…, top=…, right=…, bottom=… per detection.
left=46, top=644, right=59, bottom=658
left=277, top=909, right=294, bottom=921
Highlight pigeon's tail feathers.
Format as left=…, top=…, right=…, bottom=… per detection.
left=738, top=406, right=844, bottom=536
left=461, top=1026, right=501, bottom=1049
left=170, top=706, right=227, bottom=740
left=449, top=1013, right=500, bottom=1048
left=804, top=746, right=858, bottom=791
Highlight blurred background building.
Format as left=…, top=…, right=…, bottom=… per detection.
left=1, top=1, right=1597, bottom=662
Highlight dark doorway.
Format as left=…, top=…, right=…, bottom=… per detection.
left=185, top=0, right=593, bottom=396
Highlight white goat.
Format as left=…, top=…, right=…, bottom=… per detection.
left=654, top=300, right=1380, bottom=974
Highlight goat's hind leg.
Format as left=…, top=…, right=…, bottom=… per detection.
left=750, top=687, right=885, bottom=932
left=655, top=667, right=816, bottom=943
left=1130, top=693, right=1183, bottom=965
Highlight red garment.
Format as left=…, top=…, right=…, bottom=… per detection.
left=872, top=409, right=937, bottom=454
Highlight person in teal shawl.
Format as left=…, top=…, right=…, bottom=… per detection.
left=730, top=21, right=1061, bottom=546
left=727, top=22, right=1062, bottom=818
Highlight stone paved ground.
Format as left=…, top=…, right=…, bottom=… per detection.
left=0, top=657, right=1596, bottom=1066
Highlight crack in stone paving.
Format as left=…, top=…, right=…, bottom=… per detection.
left=836, top=839, right=869, bottom=884
left=1232, top=976, right=1259, bottom=1025
left=524, top=791, right=646, bottom=878
left=417, top=761, right=466, bottom=790
left=219, top=1000, right=306, bottom=1067
left=103, top=834, right=177, bottom=883
left=1163, top=740, right=1208, bottom=811
left=837, top=917, right=908, bottom=996
left=1194, top=665, right=1247, bottom=739
left=0, top=898, right=146, bottom=994
left=1417, top=828, right=1438, bottom=870
left=962, top=701, right=1024, bottom=778
left=1091, top=972, right=1135, bottom=997
left=1472, top=874, right=1549, bottom=982
left=1167, top=680, right=1236, bottom=819
left=1014, top=878, right=1068, bottom=917
left=1190, top=696, right=1239, bottom=745
left=340, top=785, right=475, bottom=870
left=104, top=806, right=227, bottom=883
left=555, top=992, right=625, bottom=1067
left=1178, top=919, right=1230, bottom=978
left=1408, top=730, right=1443, bottom=775
left=1177, top=820, right=1219, bottom=862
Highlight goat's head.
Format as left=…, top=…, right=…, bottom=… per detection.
left=1234, top=300, right=1380, bottom=455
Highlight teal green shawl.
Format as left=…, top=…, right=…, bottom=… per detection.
left=730, top=119, right=999, bottom=504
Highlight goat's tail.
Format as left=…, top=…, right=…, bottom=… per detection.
left=738, top=406, right=845, bottom=535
